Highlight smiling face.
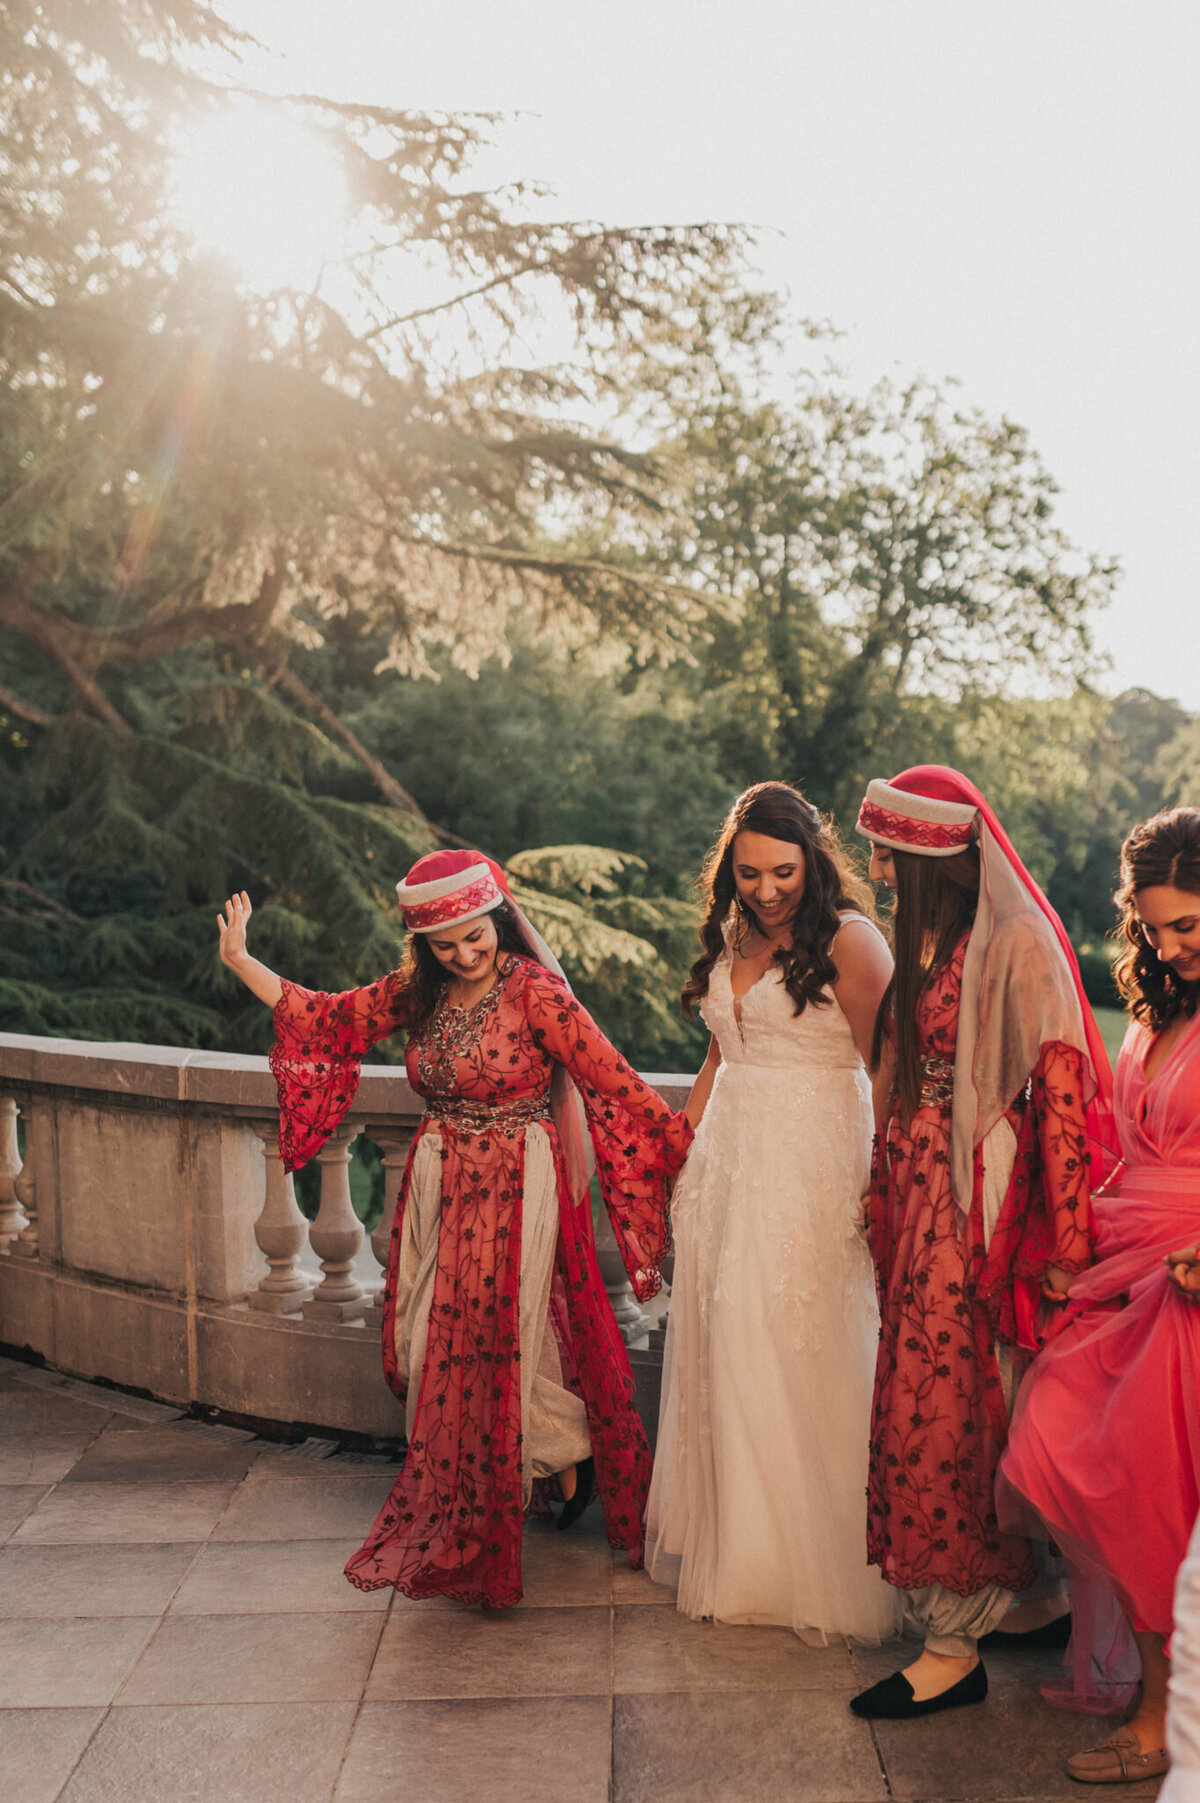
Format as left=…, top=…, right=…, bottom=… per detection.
left=424, top=912, right=500, bottom=982
left=868, top=844, right=897, bottom=889
left=731, top=829, right=806, bottom=930
left=1134, top=884, right=1200, bottom=984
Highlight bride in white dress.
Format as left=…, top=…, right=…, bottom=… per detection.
left=646, top=781, right=904, bottom=1645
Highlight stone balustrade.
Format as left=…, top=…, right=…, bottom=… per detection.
left=0, top=1032, right=690, bottom=1439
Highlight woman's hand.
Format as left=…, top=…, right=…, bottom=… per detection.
left=215, top=892, right=283, bottom=1008
left=217, top=891, right=253, bottom=970
left=1040, top=1264, right=1074, bottom=1305
left=1166, top=1246, right=1200, bottom=1303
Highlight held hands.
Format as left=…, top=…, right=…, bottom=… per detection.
left=1039, top=1264, right=1074, bottom=1306
left=216, top=891, right=253, bottom=969
left=1166, top=1246, right=1200, bottom=1304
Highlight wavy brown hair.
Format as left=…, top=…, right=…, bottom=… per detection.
left=1113, top=807, right=1200, bottom=1032
left=399, top=900, right=528, bottom=1033
left=681, top=781, right=875, bottom=1019
left=871, top=844, right=981, bottom=1121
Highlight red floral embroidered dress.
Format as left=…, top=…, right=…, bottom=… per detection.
left=269, top=953, right=691, bottom=1609
left=867, top=934, right=1093, bottom=1597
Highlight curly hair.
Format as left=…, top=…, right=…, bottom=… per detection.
left=399, top=900, right=528, bottom=1032
left=1113, top=807, right=1200, bottom=1031
left=681, top=781, right=875, bottom=1019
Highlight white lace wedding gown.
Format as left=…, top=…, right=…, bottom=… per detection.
left=645, top=916, right=903, bottom=1644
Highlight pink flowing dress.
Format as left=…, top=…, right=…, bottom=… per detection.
left=1000, top=1009, right=1200, bottom=1637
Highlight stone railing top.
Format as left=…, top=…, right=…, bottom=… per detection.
left=0, top=1032, right=693, bottom=1115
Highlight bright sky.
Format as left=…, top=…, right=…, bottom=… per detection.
left=226, top=0, right=1200, bottom=709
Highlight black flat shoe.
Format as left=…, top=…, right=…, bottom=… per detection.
left=555, top=1457, right=595, bottom=1531
left=980, top=1612, right=1072, bottom=1650
left=850, top=1660, right=988, bottom=1719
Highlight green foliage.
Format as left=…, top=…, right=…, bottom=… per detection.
left=0, top=1, right=1188, bottom=1079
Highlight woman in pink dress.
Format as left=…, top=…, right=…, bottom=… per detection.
left=849, top=767, right=1113, bottom=1722
left=217, top=848, right=691, bottom=1610
left=1000, top=807, right=1200, bottom=1786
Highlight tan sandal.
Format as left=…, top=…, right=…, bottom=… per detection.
left=1065, top=1728, right=1169, bottom=1785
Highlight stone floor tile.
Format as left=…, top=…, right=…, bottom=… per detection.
left=0, top=1434, right=94, bottom=1484
left=0, top=1542, right=199, bottom=1617
left=59, top=1702, right=357, bottom=1803
left=0, top=1616, right=158, bottom=1706
left=170, top=1539, right=388, bottom=1614
left=3, top=1367, right=74, bottom=1390
left=611, top=1557, right=675, bottom=1606
left=118, top=1611, right=385, bottom=1704
left=335, top=1697, right=612, bottom=1803
left=11, top=1374, right=185, bottom=1427
left=211, top=1475, right=395, bottom=1542
left=368, top=1603, right=611, bottom=1699
left=614, top=1690, right=888, bottom=1803
left=62, top=1425, right=260, bottom=1485
left=12, top=1479, right=239, bottom=1544
left=247, top=1447, right=401, bottom=1480
left=0, top=1388, right=114, bottom=1435
left=0, top=1485, right=52, bottom=1542
left=873, top=1680, right=1163, bottom=1801
left=0, top=1708, right=104, bottom=1803
left=614, top=1604, right=858, bottom=1693
left=515, top=1520, right=613, bottom=1607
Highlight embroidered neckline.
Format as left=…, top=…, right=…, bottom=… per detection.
left=414, top=956, right=516, bottom=1096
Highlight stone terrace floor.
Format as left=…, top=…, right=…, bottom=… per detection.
left=0, top=1355, right=1164, bottom=1803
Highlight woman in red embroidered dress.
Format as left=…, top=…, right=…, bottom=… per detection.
left=217, top=849, right=691, bottom=1610
left=848, top=768, right=1113, bottom=1722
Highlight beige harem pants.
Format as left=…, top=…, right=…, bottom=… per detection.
left=390, top=1124, right=591, bottom=1502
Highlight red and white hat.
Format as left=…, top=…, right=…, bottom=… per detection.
left=856, top=778, right=977, bottom=857
left=395, top=849, right=507, bottom=934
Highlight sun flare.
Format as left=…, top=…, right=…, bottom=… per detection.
left=171, top=104, right=349, bottom=293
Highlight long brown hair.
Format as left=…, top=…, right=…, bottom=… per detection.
left=1113, top=807, right=1200, bottom=1031
left=681, top=781, right=875, bottom=1018
left=871, top=844, right=981, bottom=1120
left=399, top=900, right=528, bottom=1032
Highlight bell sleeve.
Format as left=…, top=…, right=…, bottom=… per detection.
left=981, top=1038, right=1094, bottom=1347
left=269, top=971, right=413, bottom=1172
left=520, top=963, right=693, bottom=1302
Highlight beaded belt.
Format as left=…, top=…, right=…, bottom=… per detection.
left=424, top=1092, right=552, bottom=1136
left=918, top=1054, right=956, bottom=1109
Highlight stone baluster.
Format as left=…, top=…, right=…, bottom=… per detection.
left=11, top=1096, right=39, bottom=1260
left=593, top=1198, right=650, bottom=1348
left=364, top=1125, right=417, bottom=1330
left=0, top=1096, right=26, bottom=1253
left=248, top=1124, right=313, bottom=1315
left=302, top=1125, right=366, bottom=1323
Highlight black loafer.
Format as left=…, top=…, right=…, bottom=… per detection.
left=850, top=1660, right=988, bottom=1719
left=556, top=1457, right=595, bottom=1531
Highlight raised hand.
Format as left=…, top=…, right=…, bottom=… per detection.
left=217, top=891, right=254, bottom=969
left=215, top=891, right=283, bottom=1008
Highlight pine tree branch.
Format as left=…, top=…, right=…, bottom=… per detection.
left=0, top=878, right=82, bottom=921
left=266, top=661, right=431, bottom=824
left=0, top=566, right=284, bottom=672
left=0, top=681, right=56, bottom=728
left=0, top=593, right=132, bottom=733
